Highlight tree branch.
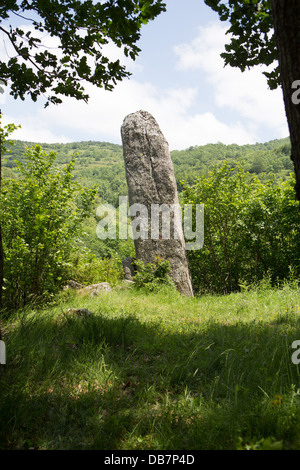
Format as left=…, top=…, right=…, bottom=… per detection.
left=0, top=25, right=52, bottom=75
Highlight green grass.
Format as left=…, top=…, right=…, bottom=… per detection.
left=1, top=282, right=300, bottom=450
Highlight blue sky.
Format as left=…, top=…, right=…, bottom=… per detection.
left=1, top=0, right=289, bottom=150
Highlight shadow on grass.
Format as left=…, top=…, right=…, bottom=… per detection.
left=1, top=305, right=300, bottom=450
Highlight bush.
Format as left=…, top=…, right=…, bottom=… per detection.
left=0, top=145, right=96, bottom=309
left=182, top=162, right=300, bottom=294
left=134, top=257, right=175, bottom=292
left=66, top=249, right=123, bottom=287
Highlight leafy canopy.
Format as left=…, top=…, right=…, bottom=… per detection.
left=204, top=0, right=279, bottom=89
left=0, top=0, right=166, bottom=106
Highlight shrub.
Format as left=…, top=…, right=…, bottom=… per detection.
left=0, top=145, right=96, bottom=309
left=182, top=162, right=300, bottom=294
left=67, top=249, right=123, bottom=286
left=134, top=257, right=175, bottom=292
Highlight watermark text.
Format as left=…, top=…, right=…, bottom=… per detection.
left=0, top=340, right=6, bottom=365
left=95, top=197, right=204, bottom=250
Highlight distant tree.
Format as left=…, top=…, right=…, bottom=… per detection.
left=249, top=154, right=268, bottom=174
left=204, top=0, right=300, bottom=202
left=0, top=0, right=166, bottom=106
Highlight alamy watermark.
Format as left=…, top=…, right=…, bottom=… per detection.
left=291, top=80, right=300, bottom=105
left=0, top=340, right=6, bottom=365
left=291, top=340, right=300, bottom=365
left=95, top=196, right=204, bottom=250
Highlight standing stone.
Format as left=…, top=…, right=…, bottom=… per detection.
left=121, top=110, right=194, bottom=297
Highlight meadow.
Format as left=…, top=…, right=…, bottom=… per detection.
left=1, top=132, right=300, bottom=451
left=1, top=280, right=300, bottom=450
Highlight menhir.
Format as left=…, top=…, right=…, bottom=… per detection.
left=121, top=110, right=194, bottom=297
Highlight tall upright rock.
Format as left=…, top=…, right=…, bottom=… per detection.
left=121, top=110, right=194, bottom=297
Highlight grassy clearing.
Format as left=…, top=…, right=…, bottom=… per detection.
left=1, top=282, right=300, bottom=450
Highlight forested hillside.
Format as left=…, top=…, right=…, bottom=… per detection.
left=2, top=135, right=298, bottom=302
left=2, top=137, right=293, bottom=206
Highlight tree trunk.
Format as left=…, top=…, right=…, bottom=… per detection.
left=271, top=0, right=300, bottom=202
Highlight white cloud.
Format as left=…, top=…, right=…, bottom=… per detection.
left=8, top=77, right=257, bottom=150
left=174, top=23, right=226, bottom=72
left=174, top=22, right=288, bottom=139
left=163, top=112, right=257, bottom=149
left=3, top=116, right=72, bottom=144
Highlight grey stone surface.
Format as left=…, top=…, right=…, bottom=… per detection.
left=63, top=280, right=84, bottom=290
left=65, top=308, right=92, bottom=317
left=122, top=256, right=136, bottom=280
left=80, top=282, right=111, bottom=296
left=121, top=110, right=194, bottom=297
